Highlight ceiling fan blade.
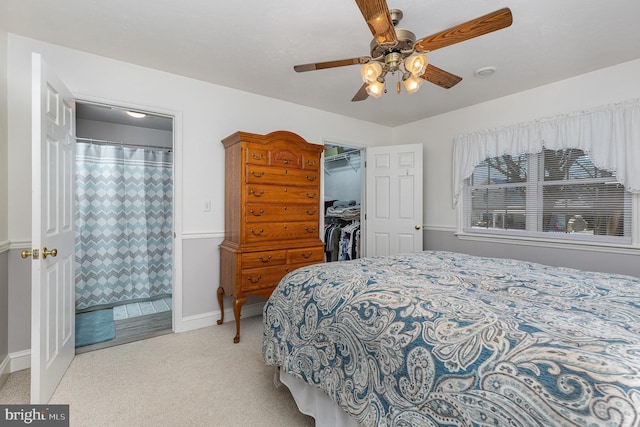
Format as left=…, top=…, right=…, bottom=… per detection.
left=414, top=8, right=512, bottom=53
left=421, top=64, right=463, bottom=89
left=351, top=83, right=370, bottom=102
left=355, top=0, right=398, bottom=46
left=294, top=56, right=372, bottom=72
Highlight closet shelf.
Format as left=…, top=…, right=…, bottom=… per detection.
left=324, top=149, right=360, bottom=174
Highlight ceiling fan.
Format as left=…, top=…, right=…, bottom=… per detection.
left=293, top=0, right=513, bottom=101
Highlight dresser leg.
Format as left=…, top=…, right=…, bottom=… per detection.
left=232, top=297, right=246, bottom=343
left=216, top=287, right=225, bottom=325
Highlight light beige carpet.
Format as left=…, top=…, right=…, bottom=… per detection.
left=0, top=315, right=314, bottom=427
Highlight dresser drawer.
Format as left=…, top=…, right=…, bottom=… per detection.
left=246, top=204, right=319, bottom=223
left=245, top=222, right=319, bottom=243
left=287, top=246, right=325, bottom=265
left=247, top=167, right=319, bottom=186
left=302, top=153, right=320, bottom=171
left=247, top=185, right=320, bottom=204
left=246, top=146, right=269, bottom=166
left=240, top=265, right=291, bottom=292
left=270, top=146, right=302, bottom=168
left=240, top=249, right=287, bottom=269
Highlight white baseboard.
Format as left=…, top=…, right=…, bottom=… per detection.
left=0, top=350, right=31, bottom=383
left=10, top=350, right=31, bottom=372
left=174, top=302, right=264, bottom=333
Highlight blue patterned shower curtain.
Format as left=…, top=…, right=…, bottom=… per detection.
left=75, top=142, right=173, bottom=311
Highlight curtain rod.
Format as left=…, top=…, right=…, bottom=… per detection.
left=76, top=137, right=172, bottom=152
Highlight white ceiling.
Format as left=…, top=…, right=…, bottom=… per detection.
left=2, top=0, right=640, bottom=127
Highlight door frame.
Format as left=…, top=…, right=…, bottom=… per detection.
left=73, top=95, right=184, bottom=333
left=320, top=137, right=366, bottom=254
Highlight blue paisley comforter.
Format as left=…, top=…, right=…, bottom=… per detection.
left=262, top=251, right=640, bottom=427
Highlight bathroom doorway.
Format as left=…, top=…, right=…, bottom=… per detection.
left=74, top=102, right=174, bottom=353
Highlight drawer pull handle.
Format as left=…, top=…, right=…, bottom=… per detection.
left=258, top=255, right=272, bottom=263
left=250, top=228, right=264, bottom=236
left=249, top=209, right=264, bottom=216
left=307, top=160, right=316, bottom=166
left=305, top=192, right=316, bottom=198
left=251, top=171, right=264, bottom=178
left=284, top=170, right=288, bottom=174
left=305, top=209, right=317, bottom=215
left=252, top=153, right=263, bottom=160
left=305, top=226, right=317, bottom=233
left=248, top=275, right=262, bottom=284
left=306, top=175, right=316, bottom=182
left=283, top=159, right=289, bottom=164
left=250, top=190, right=264, bottom=197
left=301, top=252, right=313, bottom=259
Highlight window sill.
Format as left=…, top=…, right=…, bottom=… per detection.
left=455, top=230, right=640, bottom=256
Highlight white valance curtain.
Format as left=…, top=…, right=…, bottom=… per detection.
left=452, top=98, right=640, bottom=205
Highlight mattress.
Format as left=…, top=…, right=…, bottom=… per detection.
left=262, top=251, right=640, bottom=427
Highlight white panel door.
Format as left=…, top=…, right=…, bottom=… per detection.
left=30, top=53, right=76, bottom=403
left=365, top=144, right=423, bottom=257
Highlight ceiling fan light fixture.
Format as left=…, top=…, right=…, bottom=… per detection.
left=402, top=74, right=423, bottom=94
left=366, top=80, right=385, bottom=98
left=404, top=53, right=428, bottom=76
left=360, top=62, right=383, bottom=83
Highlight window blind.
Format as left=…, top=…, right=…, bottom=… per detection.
left=465, top=149, right=631, bottom=242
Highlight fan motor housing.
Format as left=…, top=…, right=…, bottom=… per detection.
left=370, top=28, right=416, bottom=59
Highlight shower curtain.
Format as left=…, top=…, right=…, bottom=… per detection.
left=75, top=142, right=173, bottom=311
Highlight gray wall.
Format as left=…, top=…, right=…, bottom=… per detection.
left=1, top=27, right=9, bottom=379
left=425, top=229, right=640, bottom=279
left=182, top=237, right=221, bottom=318
left=7, top=249, right=30, bottom=353
left=0, top=251, right=8, bottom=377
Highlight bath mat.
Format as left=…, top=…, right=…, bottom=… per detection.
left=75, top=309, right=116, bottom=348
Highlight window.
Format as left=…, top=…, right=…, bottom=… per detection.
left=464, top=148, right=631, bottom=243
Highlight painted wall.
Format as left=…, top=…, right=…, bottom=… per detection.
left=0, top=28, right=10, bottom=382
left=77, top=118, right=173, bottom=148
left=7, top=34, right=391, bottom=241
left=5, top=33, right=393, bottom=354
left=394, top=58, right=640, bottom=277
left=324, top=153, right=362, bottom=205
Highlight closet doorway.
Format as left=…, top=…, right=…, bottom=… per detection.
left=74, top=102, right=174, bottom=353
left=322, top=143, right=363, bottom=262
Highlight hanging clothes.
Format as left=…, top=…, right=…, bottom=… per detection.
left=325, top=200, right=361, bottom=262
left=338, top=221, right=360, bottom=261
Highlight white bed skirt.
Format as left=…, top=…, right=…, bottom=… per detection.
left=277, top=368, right=360, bottom=427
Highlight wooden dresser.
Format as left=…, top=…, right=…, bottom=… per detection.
left=218, top=130, right=325, bottom=343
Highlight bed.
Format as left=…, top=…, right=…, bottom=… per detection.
left=262, top=251, right=640, bottom=427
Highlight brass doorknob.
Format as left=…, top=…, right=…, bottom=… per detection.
left=415, top=225, right=422, bottom=230
left=42, top=247, right=58, bottom=259
left=21, top=250, right=32, bottom=259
